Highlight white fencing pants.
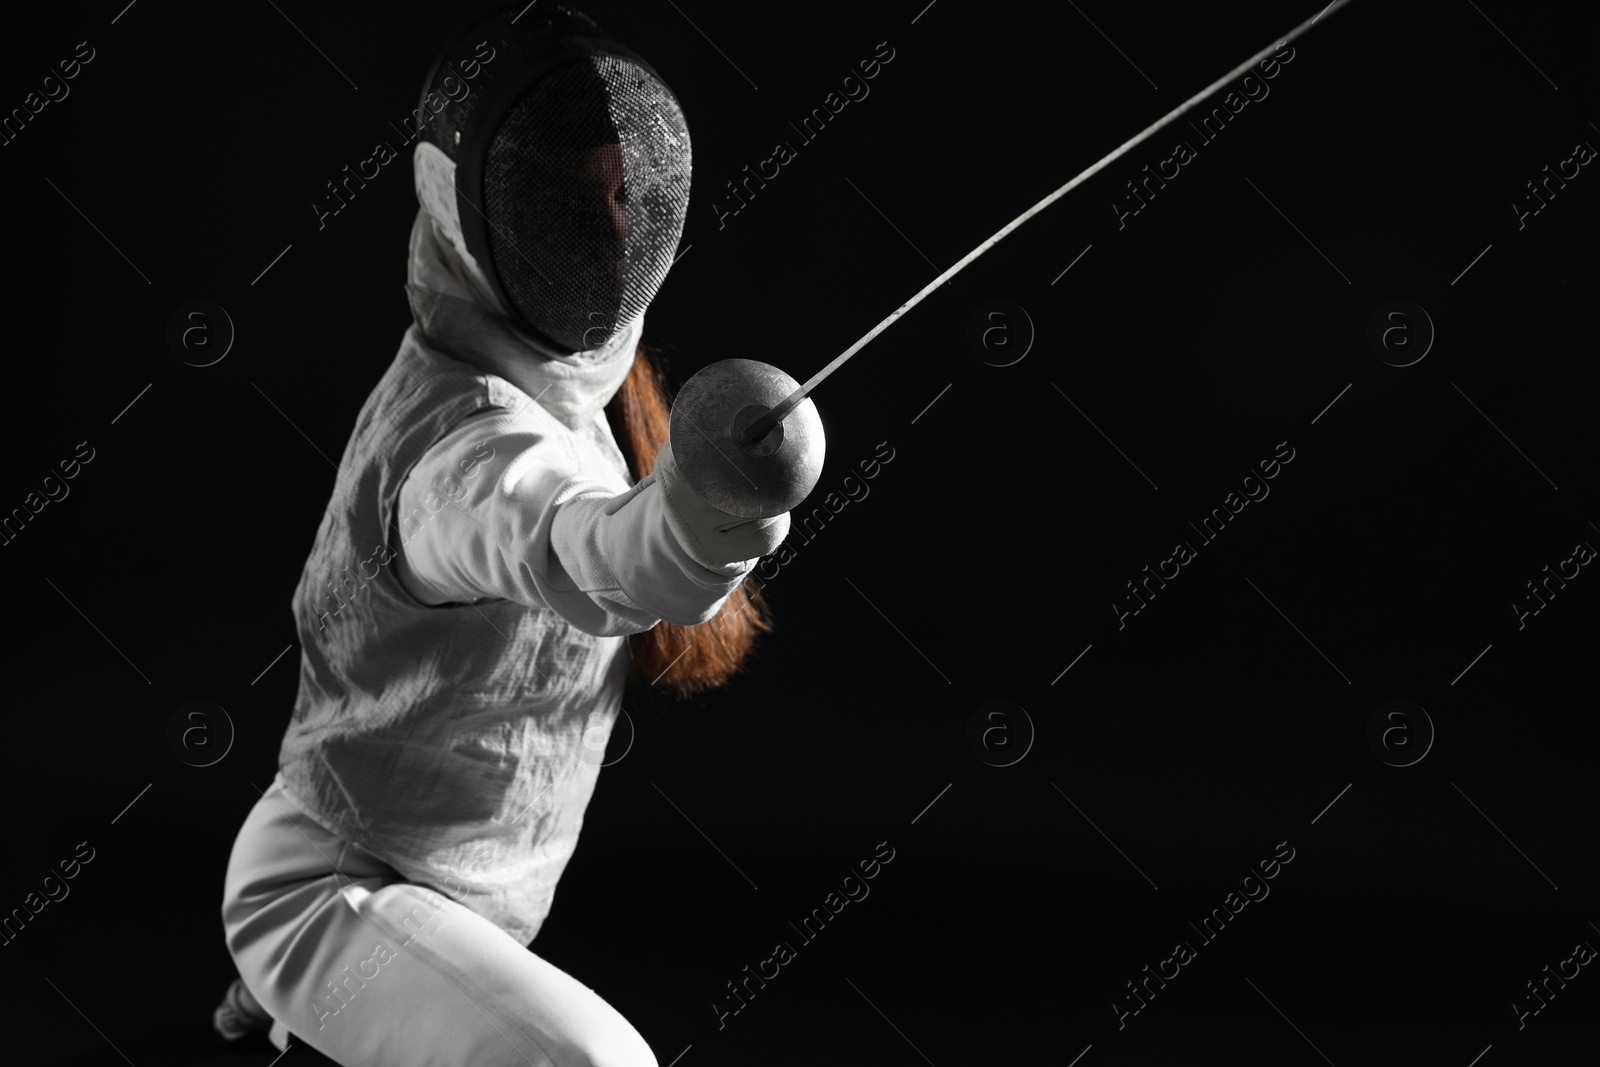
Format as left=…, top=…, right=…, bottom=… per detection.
left=221, top=773, right=657, bottom=1067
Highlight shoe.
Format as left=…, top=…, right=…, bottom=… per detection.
left=213, top=977, right=274, bottom=1041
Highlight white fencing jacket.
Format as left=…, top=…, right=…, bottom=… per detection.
left=274, top=209, right=748, bottom=944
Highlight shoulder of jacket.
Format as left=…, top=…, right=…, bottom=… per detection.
left=391, top=330, right=505, bottom=414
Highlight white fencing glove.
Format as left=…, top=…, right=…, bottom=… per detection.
left=654, top=439, right=790, bottom=569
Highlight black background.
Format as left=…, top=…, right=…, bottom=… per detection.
left=1, top=1, right=1597, bottom=1064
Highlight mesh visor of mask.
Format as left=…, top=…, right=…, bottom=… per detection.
left=420, top=7, right=691, bottom=354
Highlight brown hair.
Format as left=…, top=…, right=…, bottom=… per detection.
left=604, top=343, right=773, bottom=695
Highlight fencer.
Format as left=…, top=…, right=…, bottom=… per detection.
left=213, top=6, right=796, bottom=1064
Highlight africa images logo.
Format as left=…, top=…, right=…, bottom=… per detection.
left=312, top=40, right=499, bottom=230
left=709, top=41, right=896, bottom=230
left=712, top=841, right=896, bottom=1030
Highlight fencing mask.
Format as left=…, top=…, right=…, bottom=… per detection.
left=414, top=4, right=691, bottom=355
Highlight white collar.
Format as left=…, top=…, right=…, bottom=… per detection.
left=404, top=208, right=639, bottom=432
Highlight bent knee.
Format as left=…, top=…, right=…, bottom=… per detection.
left=564, top=1029, right=658, bottom=1067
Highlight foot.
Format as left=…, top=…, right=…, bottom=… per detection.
left=213, top=977, right=274, bottom=1041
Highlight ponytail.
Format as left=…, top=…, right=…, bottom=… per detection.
left=604, top=344, right=773, bottom=695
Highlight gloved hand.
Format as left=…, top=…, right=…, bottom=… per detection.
left=654, top=439, right=790, bottom=569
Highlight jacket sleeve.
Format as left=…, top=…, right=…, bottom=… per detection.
left=390, top=407, right=752, bottom=637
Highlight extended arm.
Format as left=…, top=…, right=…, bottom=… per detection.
left=391, top=409, right=763, bottom=637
